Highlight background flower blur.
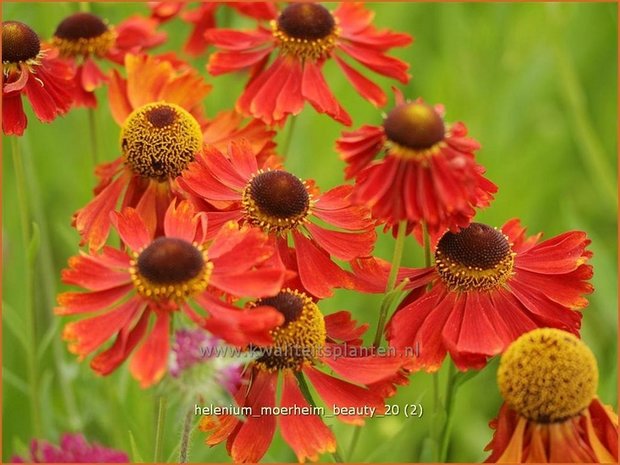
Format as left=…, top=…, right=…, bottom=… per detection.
left=2, top=2, right=617, bottom=462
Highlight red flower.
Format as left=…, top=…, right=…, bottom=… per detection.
left=200, top=289, right=405, bottom=462
left=74, top=53, right=275, bottom=251
left=205, top=2, right=412, bottom=125
left=485, top=328, right=617, bottom=463
left=378, top=220, right=593, bottom=371
left=180, top=140, right=377, bottom=298
left=149, top=1, right=276, bottom=56
left=57, top=200, right=287, bottom=388
left=50, top=12, right=166, bottom=107
left=2, top=21, right=75, bottom=136
left=336, top=92, right=497, bottom=239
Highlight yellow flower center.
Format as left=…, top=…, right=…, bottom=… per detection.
left=2, top=21, right=41, bottom=73
left=383, top=102, right=446, bottom=160
left=51, top=12, right=116, bottom=59
left=130, top=237, right=213, bottom=302
left=120, top=102, right=203, bottom=181
left=435, top=223, right=515, bottom=292
left=253, top=289, right=326, bottom=372
left=241, top=170, right=311, bottom=234
left=271, top=3, right=339, bottom=61
left=498, top=328, right=598, bottom=423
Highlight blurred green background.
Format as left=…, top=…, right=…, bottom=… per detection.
left=2, top=1, right=617, bottom=462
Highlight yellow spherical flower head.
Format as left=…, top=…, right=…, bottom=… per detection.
left=486, top=327, right=617, bottom=463
left=498, top=328, right=598, bottom=423
left=120, top=102, right=203, bottom=181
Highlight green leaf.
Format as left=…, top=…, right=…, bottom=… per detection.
left=128, top=430, right=145, bottom=463
left=2, top=301, right=29, bottom=352
left=27, top=222, right=41, bottom=266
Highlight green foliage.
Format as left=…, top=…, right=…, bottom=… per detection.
left=2, top=2, right=617, bottom=462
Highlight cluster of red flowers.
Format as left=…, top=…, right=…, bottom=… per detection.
left=3, top=3, right=615, bottom=463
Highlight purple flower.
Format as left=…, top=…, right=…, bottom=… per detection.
left=12, top=434, right=129, bottom=463
left=170, top=329, right=242, bottom=393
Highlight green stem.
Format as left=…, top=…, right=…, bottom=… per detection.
left=347, top=427, right=361, bottom=461
left=178, top=407, right=194, bottom=463
left=11, top=137, right=42, bottom=436
left=431, top=371, right=441, bottom=461
left=20, top=136, right=83, bottom=429
left=439, top=362, right=458, bottom=461
left=372, top=220, right=407, bottom=348
left=88, top=108, right=99, bottom=165
left=281, top=117, right=297, bottom=159
left=422, top=222, right=432, bottom=268
left=154, top=396, right=167, bottom=462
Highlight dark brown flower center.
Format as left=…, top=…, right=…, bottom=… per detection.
left=137, top=237, right=204, bottom=285
left=384, top=102, right=445, bottom=150
left=435, top=223, right=515, bottom=292
left=146, top=106, right=177, bottom=128
left=257, top=292, right=304, bottom=326
left=2, top=21, right=41, bottom=63
left=277, top=3, right=335, bottom=41
left=437, top=223, right=510, bottom=270
left=245, top=170, right=310, bottom=226
left=54, top=12, right=109, bottom=40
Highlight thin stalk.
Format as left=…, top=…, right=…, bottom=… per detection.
left=88, top=108, right=99, bottom=165
left=422, top=222, right=432, bottom=268
left=347, top=427, right=361, bottom=461
left=11, top=137, right=41, bottom=436
left=178, top=407, right=194, bottom=463
left=439, top=362, right=458, bottom=461
left=372, top=220, right=407, bottom=348
left=153, top=396, right=167, bottom=462
left=281, top=117, right=297, bottom=159
left=431, top=371, right=441, bottom=461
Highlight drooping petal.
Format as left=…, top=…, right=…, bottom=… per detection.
left=56, top=285, right=134, bottom=315
left=305, top=222, right=375, bottom=260
left=111, top=207, right=153, bottom=252
left=280, top=371, right=336, bottom=462
left=320, top=344, right=404, bottom=384
left=301, top=59, right=351, bottom=126
left=129, top=309, right=170, bottom=388
left=304, top=365, right=385, bottom=425
left=229, top=369, right=277, bottom=463
left=292, top=231, right=355, bottom=298
left=62, top=297, right=143, bottom=357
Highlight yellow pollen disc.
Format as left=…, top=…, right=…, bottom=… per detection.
left=241, top=169, right=312, bottom=235
left=271, top=3, right=339, bottom=61
left=120, top=102, right=203, bottom=181
left=435, top=223, right=515, bottom=292
left=498, top=328, right=598, bottom=423
left=129, top=238, right=213, bottom=303
left=253, top=289, right=326, bottom=372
